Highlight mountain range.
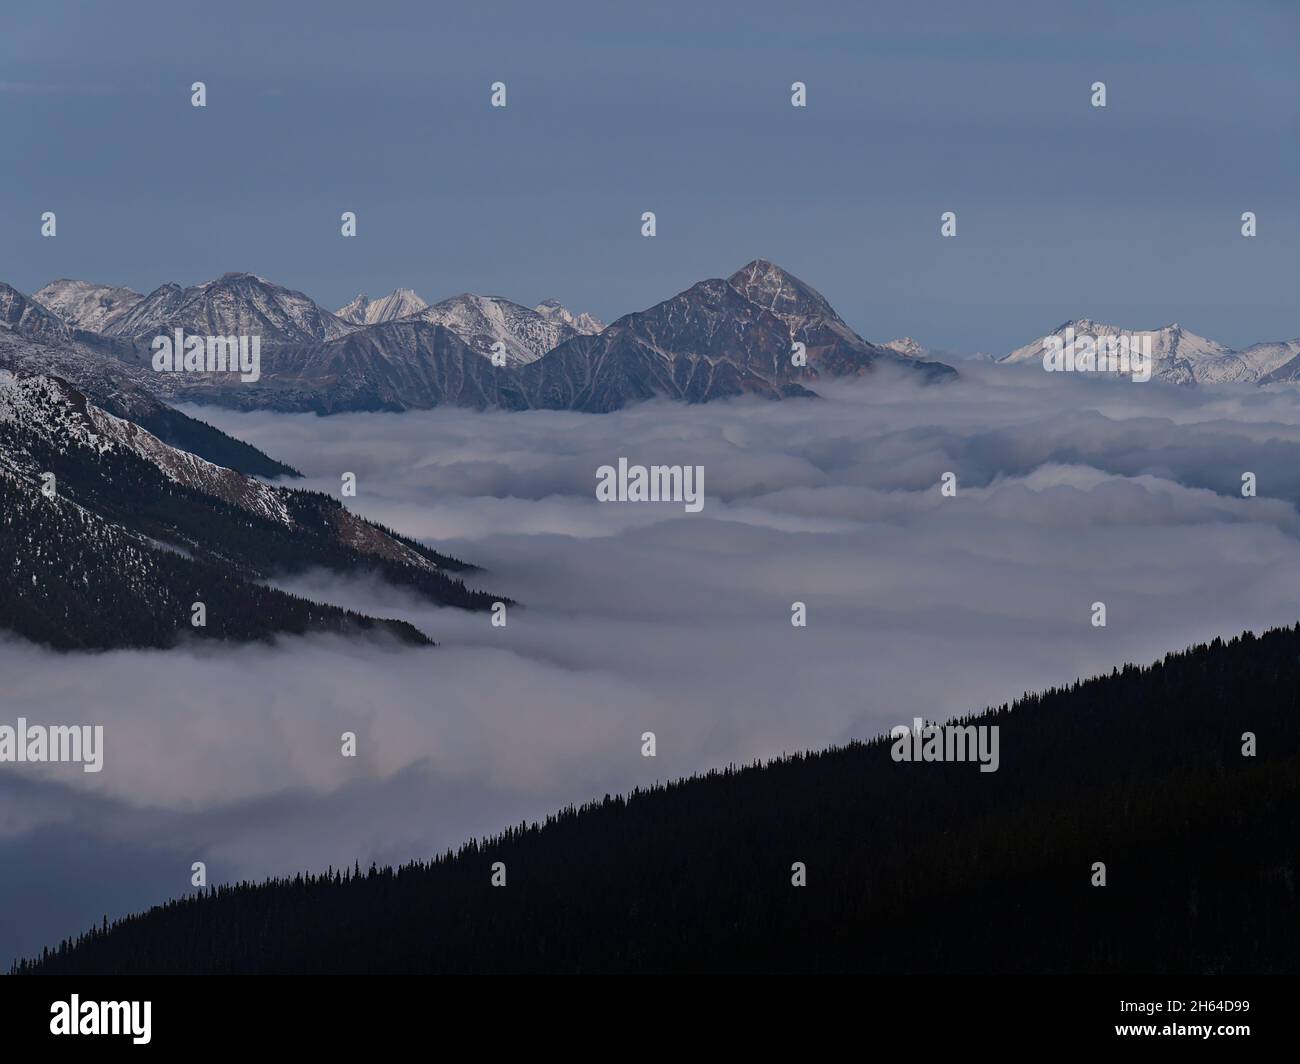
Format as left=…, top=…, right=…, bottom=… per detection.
left=336, top=288, right=604, bottom=365
left=26, top=268, right=1300, bottom=416
left=1000, top=319, right=1300, bottom=384
left=16, top=264, right=1300, bottom=651
left=7, top=261, right=956, bottom=415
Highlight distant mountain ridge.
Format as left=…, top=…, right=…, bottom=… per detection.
left=534, top=298, right=604, bottom=338
left=408, top=292, right=603, bottom=366
left=26, top=272, right=1300, bottom=396
left=1001, top=318, right=1300, bottom=384
left=100, top=272, right=356, bottom=344
left=883, top=336, right=926, bottom=358
left=33, top=279, right=143, bottom=333
left=335, top=289, right=603, bottom=364
left=336, top=288, right=429, bottom=325
left=12, top=260, right=956, bottom=414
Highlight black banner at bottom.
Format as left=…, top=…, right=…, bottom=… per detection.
left=0, top=974, right=1292, bottom=1051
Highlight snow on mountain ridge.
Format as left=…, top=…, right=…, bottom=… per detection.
left=33, top=279, right=143, bottom=332
left=2, top=369, right=447, bottom=573
left=337, top=288, right=430, bottom=325
left=0, top=370, right=114, bottom=455
left=334, top=291, right=602, bottom=362
left=720, top=259, right=951, bottom=385
left=409, top=293, right=598, bottom=365
left=103, top=272, right=355, bottom=343
left=0, top=369, right=292, bottom=523
left=534, top=299, right=604, bottom=337
left=87, top=404, right=293, bottom=525
left=726, top=258, right=849, bottom=337
left=883, top=337, right=926, bottom=358
left=336, top=294, right=370, bottom=324
left=1239, top=339, right=1300, bottom=380
left=999, top=318, right=1268, bottom=384
left=0, top=282, right=73, bottom=341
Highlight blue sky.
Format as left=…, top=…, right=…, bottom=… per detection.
left=2, top=0, right=1298, bottom=352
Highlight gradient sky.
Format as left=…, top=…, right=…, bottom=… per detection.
left=2, top=0, right=1298, bottom=353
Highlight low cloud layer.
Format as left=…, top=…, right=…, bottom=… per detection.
left=6, top=364, right=1300, bottom=965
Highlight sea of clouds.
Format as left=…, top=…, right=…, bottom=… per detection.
left=6, top=362, right=1300, bottom=964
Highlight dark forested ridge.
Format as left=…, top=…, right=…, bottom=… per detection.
left=19, top=623, right=1300, bottom=974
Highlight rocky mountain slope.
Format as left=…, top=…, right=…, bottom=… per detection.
left=0, top=369, right=500, bottom=649
left=0, top=292, right=296, bottom=478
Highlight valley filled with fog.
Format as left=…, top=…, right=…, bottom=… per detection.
left=7, top=363, right=1300, bottom=965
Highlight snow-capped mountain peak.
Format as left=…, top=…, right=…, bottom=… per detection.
left=533, top=299, right=605, bottom=336
left=999, top=318, right=1262, bottom=384
left=336, top=288, right=429, bottom=325
left=33, top=279, right=144, bottom=332
left=336, top=294, right=371, bottom=324
left=883, top=337, right=926, bottom=358
left=726, top=258, right=847, bottom=335
left=411, top=292, right=598, bottom=365
left=103, top=273, right=355, bottom=343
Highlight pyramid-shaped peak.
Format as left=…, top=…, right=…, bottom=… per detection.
left=729, top=259, right=815, bottom=290
left=734, top=257, right=781, bottom=272
left=1049, top=318, right=1159, bottom=342
left=727, top=259, right=846, bottom=332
